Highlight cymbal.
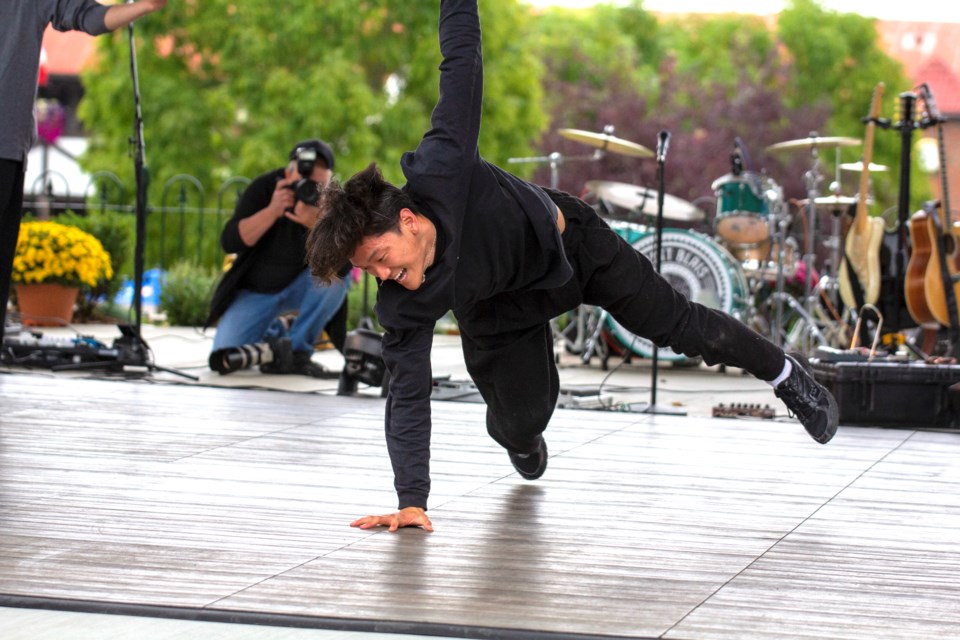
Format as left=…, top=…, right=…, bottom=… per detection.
left=796, top=194, right=873, bottom=208
left=766, top=135, right=861, bottom=152
left=839, top=161, right=889, bottom=172
left=558, top=128, right=654, bottom=158
left=585, top=180, right=704, bottom=221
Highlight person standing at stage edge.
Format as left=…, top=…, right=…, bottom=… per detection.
left=0, top=0, right=168, bottom=342
left=306, top=0, right=840, bottom=533
left=0, top=0, right=167, bottom=341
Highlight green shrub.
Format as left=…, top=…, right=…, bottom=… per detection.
left=159, top=260, right=221, bottom=326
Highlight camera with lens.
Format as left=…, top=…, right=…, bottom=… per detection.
left=289, top=147, right=321, bottom=206
left=208, top=336, right=293, bottom=375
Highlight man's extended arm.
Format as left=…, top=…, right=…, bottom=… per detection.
left=349, top=324, right=436, bottom=533
left=102, top=0, right=167, bottom=32
left=407, top=0, right=482, bottom=173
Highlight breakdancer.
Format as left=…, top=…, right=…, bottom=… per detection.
left=306, top=0, right=838, bottom=533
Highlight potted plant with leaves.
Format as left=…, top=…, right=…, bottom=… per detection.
left=11, top=219, right=113, bottom=326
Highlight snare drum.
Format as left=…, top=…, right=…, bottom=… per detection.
left=605, top=222, right=749, bottom=361
left=712, top=172, right=771, bottom=246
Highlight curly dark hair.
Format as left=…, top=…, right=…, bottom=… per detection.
left=306, top=163, right=415, bottom=284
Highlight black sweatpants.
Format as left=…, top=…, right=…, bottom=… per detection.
left=0, top=159, right=26, bottom=342
left=456, top=190, right=785, bottom=456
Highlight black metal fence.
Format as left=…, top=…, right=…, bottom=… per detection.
left=23, top=169, right=251, bottom=272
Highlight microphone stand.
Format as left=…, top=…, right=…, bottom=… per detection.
left=642, top=130, right=686, bottom=417
left=54, top=13, right=195, bottom=380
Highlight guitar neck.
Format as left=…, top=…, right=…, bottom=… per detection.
left=854, top=83, right=884, bottom=235
left=936, top=120, right=952, bottom=228
left=854, top=126, right=876, bottom=234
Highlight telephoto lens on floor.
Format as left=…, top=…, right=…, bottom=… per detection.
left=209, top=337, right=293, bottom=375
left=337, top=328, right=390, bottom=397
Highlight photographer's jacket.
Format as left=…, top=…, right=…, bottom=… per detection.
left=378, top=0, right=572, bottom=510
left=206, top=169, right=312, bottom=326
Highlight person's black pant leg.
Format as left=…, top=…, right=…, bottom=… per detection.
left=556, top=192, right=785, bottom=381
left=0, top=159, right=26, bottom=342
left=459, top=320, right=559, bottom=456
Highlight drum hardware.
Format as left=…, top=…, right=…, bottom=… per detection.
left=767, top=290, right=830, bottom=353
left=552, top=305, right=610, bottom=368
left=584, top=180, right=705, bottom=223
left=507, top=150, right=597, bottom=190
left=813, top=303, right=884, bottom=363
left=557, top=125, right=655, bottom=158
left=840, top=161, right=890, bottom=173
left=765, top=134, right=862, bottom=153
left=796, top=195, right=870, bottom=208
left=767, top=131, right=861, bottom=354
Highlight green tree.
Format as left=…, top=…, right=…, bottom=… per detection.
left=78, top=0, right=547, bottom=268
left=777, top=0, right=921, bottom=208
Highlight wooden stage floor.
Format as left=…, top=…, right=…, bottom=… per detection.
left=0, top=371, right=958, bottom=639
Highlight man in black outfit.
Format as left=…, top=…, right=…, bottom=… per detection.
left=1, top=0, right=167, bottom=341
left=207, top=139, right=348, bottom=377
left=306, top=0, right=839, bottom=533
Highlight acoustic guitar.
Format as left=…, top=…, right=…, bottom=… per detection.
left=904, top=88, right=937, bottom=326
left=921, top=84, right=960, bottom=328
left=905, top=203, right=937, bottom=326
left=839, top=83, right=886, bottom=310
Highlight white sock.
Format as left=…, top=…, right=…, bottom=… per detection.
left=768, top=358, right=793, bottom=387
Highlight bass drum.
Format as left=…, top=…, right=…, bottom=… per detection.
left=604, top=221, right=749, bottom=361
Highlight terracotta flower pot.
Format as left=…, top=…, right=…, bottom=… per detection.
left=15, top=283, right=79, bottom=327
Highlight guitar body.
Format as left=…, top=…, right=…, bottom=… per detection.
left=839, top=216, right=885, bottom=306
left=923, top=215, right=960, bottom=326
left=905, top=209, right=936, bottom=325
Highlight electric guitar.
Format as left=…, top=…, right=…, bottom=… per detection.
left=839, top=82, right=886, bottom=309
left=920, top=84, right=960, bottom=328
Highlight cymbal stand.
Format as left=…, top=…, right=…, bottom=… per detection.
left=508, top=151, right=600, bottom=360
left=800, top=146, right=825, bottom=354
left=506, top=150, right=598, bottom=190
left=824, top=146, right=846, bottom=309
left=768, top=191, right=790, bottom=346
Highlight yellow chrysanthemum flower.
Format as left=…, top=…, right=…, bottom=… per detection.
left=12, top=220, right=113, bottom=289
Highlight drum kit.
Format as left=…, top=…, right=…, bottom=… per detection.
left=514, top=126, right=877, bottom=366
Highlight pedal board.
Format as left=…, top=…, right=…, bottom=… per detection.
left=1, top=332, right=120, bottom=369
left=712, top=402, right=775, bottom=419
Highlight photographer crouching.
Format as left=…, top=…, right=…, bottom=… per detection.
left=206, top=139, right=349, bottom=377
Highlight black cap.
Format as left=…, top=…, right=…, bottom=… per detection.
left=289, top=139, right=335, bottom=171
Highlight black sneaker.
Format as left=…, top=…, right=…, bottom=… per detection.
left=774, top=354, right=839, bottom=444
left=294, top=359, right=341, bottom=380
left=509, top=437, right=548, bottom=480
left=261, top=350, right=340, bottom=379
